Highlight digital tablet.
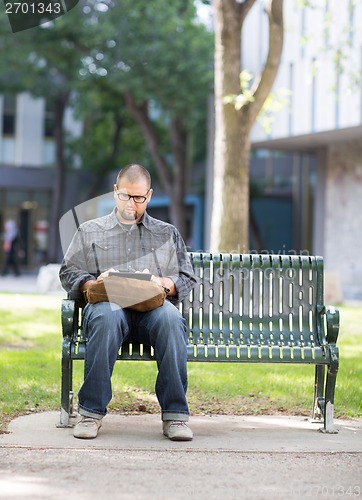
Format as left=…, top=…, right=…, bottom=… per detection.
left=108, top=271, right=152, bottom=281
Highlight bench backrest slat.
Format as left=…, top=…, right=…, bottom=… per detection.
left=183, top=253, right=324, bottom=348
left=69, top=253, right=326, bottom=352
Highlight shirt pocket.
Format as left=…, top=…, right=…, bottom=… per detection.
left=141, top=241, right=177, bottom=276
left=87, top=242, right=120, bottom=272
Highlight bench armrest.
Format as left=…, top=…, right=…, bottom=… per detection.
left=61, top=299, right=77, bottom=340
left=326, top=306, right=340, bottom=344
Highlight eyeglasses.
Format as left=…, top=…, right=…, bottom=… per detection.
left=116, top=189, right=150, bottom=204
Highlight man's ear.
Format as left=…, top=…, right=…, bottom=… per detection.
left=148, top=188, right=153, bottom=202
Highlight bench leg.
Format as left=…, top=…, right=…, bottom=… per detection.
left=312, top=365, right=325, bottom=422
left=57, top=340, right=76, bottom=428
left=319, top=349, right=339, bottom=434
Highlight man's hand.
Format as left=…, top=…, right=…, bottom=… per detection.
left=80, top=280, right=97, bottom=293
left=80, top=268, right=116, bottom=293
left=97, top=268, right=117, bottom=280
left=151, top=276, right=175, bottom=296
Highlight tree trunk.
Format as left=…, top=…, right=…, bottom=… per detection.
left=210, top=0, right=252, bottom=252
left=85, top=113, right=124, bottom=201
left=168, top=117, right=187, bottom=239
left=47, top=91, right=70, bottom=263
left=124, top=93, right=188, bottom=239
left=210, top=0, right=283, bottom=253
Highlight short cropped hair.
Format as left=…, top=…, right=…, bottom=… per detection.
left=116, top=164, right=151, bottom=188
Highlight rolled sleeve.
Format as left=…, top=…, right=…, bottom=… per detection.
left=59, top=225, right=97, bottom=298
left=168, top=229, right=197, bottom=303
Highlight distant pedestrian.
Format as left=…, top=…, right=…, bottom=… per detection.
left=1, top=220, right=22, bottom=277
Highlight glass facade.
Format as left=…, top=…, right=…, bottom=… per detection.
left=0, top=188, right=51, bottom=270
left=1, top=94, right=16, bottom=164
left=250, top=151, right=316, bottom=254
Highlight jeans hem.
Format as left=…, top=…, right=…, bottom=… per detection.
left=78, top=406, right=105, bottom=420
left=162, top=411, right=189, bottom=422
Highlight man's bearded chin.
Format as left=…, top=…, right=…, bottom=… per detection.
left=120, top=208, right=138, bottom=221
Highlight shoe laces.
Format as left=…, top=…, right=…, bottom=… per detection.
left=169, top=421, right=187, bottom=428
left=80, top=417, right=98, bottom=426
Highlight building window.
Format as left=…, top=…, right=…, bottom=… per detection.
left=300, top=8, right=306, bottom=59
left=348, top=0, right=355, bottom=46
left=2, top=94, right=16, bottom=136
left=1, top=94, right=16, bottom=163
left=43, top=99, right=55, bottom=165
left=44, top=99, right=55, bottom=138
left=323, top=0, right=330, bottom=49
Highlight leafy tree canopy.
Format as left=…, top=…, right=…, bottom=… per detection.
left=78, top=0, right=213, bottom=126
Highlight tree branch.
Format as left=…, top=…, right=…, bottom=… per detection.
left=169, top=117, right=187, bottom=190
left=248, top=0, right=284, bottom=124
left=124, top=92, right=173, bottom=190
left=238, top=0, right=257, bottom=24
left=110, top=114, right=123, bottom=163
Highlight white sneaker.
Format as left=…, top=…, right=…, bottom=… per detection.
left=163, top=421, right=193, bottom=441
left=73, top=416, right=102, bottom=439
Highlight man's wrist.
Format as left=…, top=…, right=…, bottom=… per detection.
left=80, top=279, right=96, bottom=293
left=153, top=276, right=175, bottom=296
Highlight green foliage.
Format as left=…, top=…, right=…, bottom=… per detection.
left=224, top=68, right=291, bottom=134
left=68, top=104, right=150, bottom=176
left=0, top=7, right=87, bottom=98
left=74, top=0, right=213, bottom=177
left=0, top=294, right=361, bottom=432
left=293, top=0, right=361, bottom=95
left=258, top=88, right=292, bottom=134
left=80, top=0, right=213, bottom=119
left=223, top=70, right=255, bottom=110
left=0, top=1, right=213, bottom=187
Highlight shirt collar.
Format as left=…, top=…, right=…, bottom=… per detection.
left=137, top=211, right=154, bottom=230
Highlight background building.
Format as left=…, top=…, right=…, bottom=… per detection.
left=2, top=1, right=361, bottom=302
left=0, top=93, right=204, bottom=268
left=243, top=0, right=362, bottom=302
left=0, top=92, right=83, bottom=269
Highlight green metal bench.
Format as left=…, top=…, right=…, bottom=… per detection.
left=60, top=252, right=340, bottom=433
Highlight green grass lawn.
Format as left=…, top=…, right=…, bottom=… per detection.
left=0, top=293, right=361, bottom=432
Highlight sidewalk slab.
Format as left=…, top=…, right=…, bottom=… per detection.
left=1, top=412, right=362, bottom=453
left=0, top=274, right=65, bottom=296
left=1, top=413, right=361, bottom=500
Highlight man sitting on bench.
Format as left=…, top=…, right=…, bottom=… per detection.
left=59, top=164, right=197, bottom=441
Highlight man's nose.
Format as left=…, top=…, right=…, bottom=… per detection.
left=126, top=197, right=137, bottom=206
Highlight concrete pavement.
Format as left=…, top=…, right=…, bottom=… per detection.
left=2, top=412, right=362, bottom=453
left=0, top=273, right=40, bottom=294
left=0, top=268, right=65, bottom=296
left=0, top=412, right=362, bottom=499
left=1, top=274, right=362, bottom=499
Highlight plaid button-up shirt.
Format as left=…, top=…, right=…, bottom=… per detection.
left=59, top=209, right=197, bottom=303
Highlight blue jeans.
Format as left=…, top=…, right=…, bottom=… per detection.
left=78, top=300, right=189, bottom=422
